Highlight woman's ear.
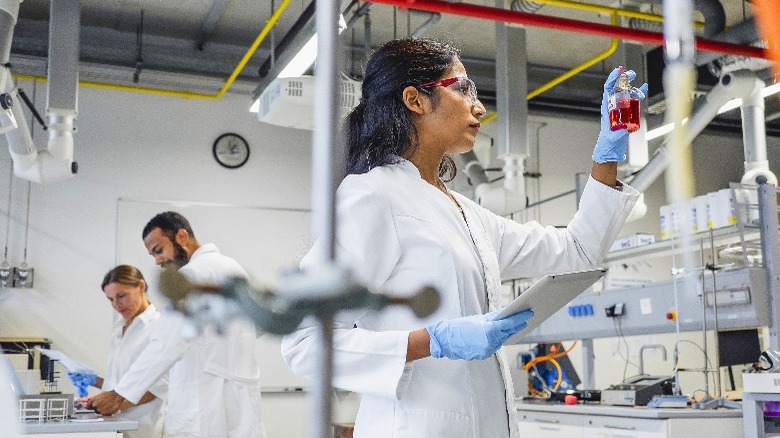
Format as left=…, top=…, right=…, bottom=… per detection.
left=402, top=86, right=426, bottom=115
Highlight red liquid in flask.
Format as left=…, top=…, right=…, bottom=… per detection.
left=609, top=98, right=640, bottom=133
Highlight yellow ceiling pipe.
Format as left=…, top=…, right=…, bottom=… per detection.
left=482, top=0, right=705, bottom=124
left=530, top=0, right=704, bottom=29
left=13, top=0, right=292, bottom=100
left=483, top=12, right=618, bottom=125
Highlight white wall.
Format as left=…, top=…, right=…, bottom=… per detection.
left=1, top=76, right=778, bottom=433
left=0, top=79, right=323, bottom=437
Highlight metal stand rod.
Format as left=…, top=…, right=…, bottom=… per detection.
left=699, top=239, right=710, bottom=397
left=310, top=0, right=341, bottom=436
left=708, top=229, right=722, bottom=398
left=581, top=339, right=595, bottom=389
left=757, top=181, right=780, bottom=351
left=311, top=317, right=334, bottom=438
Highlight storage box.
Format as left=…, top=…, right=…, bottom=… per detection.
left=610, top=233, right=656, bottom=252
left=708, top=188, right=736, bottom=229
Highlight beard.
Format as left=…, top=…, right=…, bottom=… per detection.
left=172, top=241, right=190, bottom=269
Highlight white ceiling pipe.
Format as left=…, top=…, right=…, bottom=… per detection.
left=0, top=0, right=79, bottom=184
left=630, top=69, right=765, bottom=193
left=740, top=77, right=776, bottom=185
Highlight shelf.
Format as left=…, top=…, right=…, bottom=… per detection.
left=604, top=226, right=762, bottom=264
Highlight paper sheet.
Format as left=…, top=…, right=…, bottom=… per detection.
left=35, top=347, right=94, bottom=373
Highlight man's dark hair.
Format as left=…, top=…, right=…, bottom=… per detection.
left=142, top=211, right=195, bottom=242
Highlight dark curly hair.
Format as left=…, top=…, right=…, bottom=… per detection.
left=345, top=38, right=460, bottom=181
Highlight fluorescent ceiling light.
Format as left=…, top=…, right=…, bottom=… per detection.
left=249, top=97, right=261, bottom=113
left=646, top=80, right=780, bottom=140
left=276, top=14, right=346, bottom=80
left=250, top=15, right=347, bottom=114
left=646, top=118, right=688, bottom=141
left=277, top=34, right=319, bottom=79
left=646, top=122, right=675, bottom=140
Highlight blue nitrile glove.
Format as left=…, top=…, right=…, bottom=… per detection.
left=67, top=371, right=97, bottom=398
left=426, top=309, right=534, bottom=360
left=592, top=67, right=649, bottom=163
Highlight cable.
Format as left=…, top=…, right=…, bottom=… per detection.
left=549, top=358, right=563, bottom=391
left=613, top=318, right=639, bottom=381
left=2, top=157, right=12, bottom=260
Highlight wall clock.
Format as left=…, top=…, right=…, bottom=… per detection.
left=213, top=133, right=250, bottom=169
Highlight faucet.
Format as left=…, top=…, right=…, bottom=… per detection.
left=639, top=344, right=667, bottom=375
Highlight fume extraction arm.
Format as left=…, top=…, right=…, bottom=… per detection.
left=0, top=0, right=79, bottom=184
left=630, top=68, right=777, bottom=192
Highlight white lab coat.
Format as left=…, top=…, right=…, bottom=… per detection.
left=113, top=244, right=265, bottom=438
left=0, top=348, right=22, bottom=438
left=282, top=159, right=638, bottom=438
left=102, top=304, right=166, bottom=438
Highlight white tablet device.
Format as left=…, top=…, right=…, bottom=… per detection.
left=496, top=268, right=607, bottom=345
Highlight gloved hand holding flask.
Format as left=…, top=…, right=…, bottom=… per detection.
left=426, top=309, right=534, bottom=360
left=593, top=66, right=649, bottom=164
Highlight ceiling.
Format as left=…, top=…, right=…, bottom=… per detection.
left=7, top=0, right=779, bottom=135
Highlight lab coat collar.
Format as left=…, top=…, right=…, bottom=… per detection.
left=112, top=303, right=159, bottom=336
left=134, top=303, right=159, bottom=326
left=190, top=243, right=219, bottom=260
left=392, top=157, right=420, bottom=175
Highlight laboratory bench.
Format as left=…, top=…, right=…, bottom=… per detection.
left=21, top=416, right=137, bottom=437
left=516, top=400, right=744, bottom=437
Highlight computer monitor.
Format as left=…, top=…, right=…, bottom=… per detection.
left=718, top=329, right=762, bottom=367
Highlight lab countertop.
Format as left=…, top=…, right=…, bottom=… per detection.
left=22, top=416, right=138, bottom=434
left=516, top=400, right=743, bottom=419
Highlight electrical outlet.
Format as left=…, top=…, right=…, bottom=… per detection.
left=605, top=303, right=625, bottom=318
left=13, top=266, right=34, bottom=288
left=0, top=262, right=12, bottom=288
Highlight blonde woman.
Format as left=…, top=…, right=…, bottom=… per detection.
left=70, top=265, right=167, bottom=437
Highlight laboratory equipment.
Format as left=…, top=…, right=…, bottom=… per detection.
left=601, top=375, right=675, bottom=406
left=548, top=389, right=601, bottom=403
left=647, top=394, right=690, bottom=408
left=718, top=328, right=762, bottom=389
left=757, top=350, right=780, bottom=373
left=0, top=92, right=17, bottom=134
left=608, top=66, right=641, bottom=133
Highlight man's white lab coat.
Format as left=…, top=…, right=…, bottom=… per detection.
left=282, top=159, right=638, bottom=438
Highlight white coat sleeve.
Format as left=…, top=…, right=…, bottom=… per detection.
left=112, top=312, right=190, bottom=404
left=281, top=177, right=411, bottom=400
left=481, top=176, right=639, bottom=280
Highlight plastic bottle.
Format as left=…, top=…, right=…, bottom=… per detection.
left=608, top=66, right=640, bottom=133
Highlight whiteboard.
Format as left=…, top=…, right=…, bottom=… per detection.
left=115, top=198, right=312, bottom=389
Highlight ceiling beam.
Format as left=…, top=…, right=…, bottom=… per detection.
left=194, top=0, right=230, bottom=51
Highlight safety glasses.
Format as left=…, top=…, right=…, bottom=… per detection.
left=418, top=76, right=479, bottom=105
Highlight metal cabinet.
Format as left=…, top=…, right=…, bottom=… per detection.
left=517, top=405, right=744, bottom=438
left=517, top=410, right=583, bottom=437
left=583, top=416, right=666, bottom=438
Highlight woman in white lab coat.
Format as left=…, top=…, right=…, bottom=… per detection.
left=281, top=38, right=643, bottom=438
left=71, top=265, right=166, bottom=437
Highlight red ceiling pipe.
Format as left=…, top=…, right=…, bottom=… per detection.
left=362, top=0, right=767, bottom=59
